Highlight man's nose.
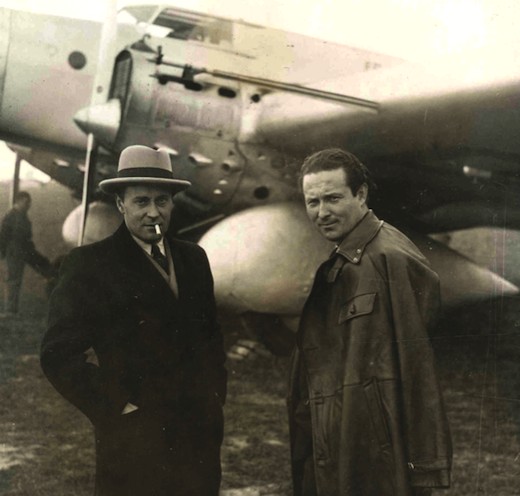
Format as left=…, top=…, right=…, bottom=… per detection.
left=147, top=203, right=160, bottom=218
left=317, top=202, right=330, bottom=219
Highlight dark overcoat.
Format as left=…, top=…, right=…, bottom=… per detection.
left=288, top=211, right=452, bottom=495
left=41, top=224, right=227, bottom=496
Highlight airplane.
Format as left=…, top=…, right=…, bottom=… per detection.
left=0, top=4, right=518, bottom=344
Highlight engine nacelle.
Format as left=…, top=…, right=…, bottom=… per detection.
left=200, top=202, right=333, bottom=314
left=200, top=202, right=518, bottom=316
left=62, top=201, right=121, bottom=247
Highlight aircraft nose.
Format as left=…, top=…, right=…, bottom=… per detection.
left=73, top=98, right=121, bottom=147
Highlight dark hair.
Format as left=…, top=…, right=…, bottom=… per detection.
left=300, top=148, right=376, bottom=201
left=14, top=191, right=31, bottom=202
left=114, top=188, right=126, bottom=200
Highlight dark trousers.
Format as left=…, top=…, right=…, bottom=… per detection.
left=300, top=446, right=318, bottom=496
left=5, top=255, right=24, bottom=313
left=95, top=406, right=223, bottom=496
left=4, top=250, right=52, bottom=313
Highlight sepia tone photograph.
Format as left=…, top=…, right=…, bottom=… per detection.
left=0, top=0, right=519, bottom=494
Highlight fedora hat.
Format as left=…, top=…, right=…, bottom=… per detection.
left=99, top=145, right=191, bottom=194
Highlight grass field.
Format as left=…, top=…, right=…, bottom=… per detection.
left=0, top=302, right=520, bottom=495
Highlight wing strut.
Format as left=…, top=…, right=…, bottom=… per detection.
left=9, top=153, right=21, bottom=207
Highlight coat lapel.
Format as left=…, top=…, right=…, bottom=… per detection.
left=111, top=224, right=179, bottom=313
left=168, top=237, right=191, bottom=304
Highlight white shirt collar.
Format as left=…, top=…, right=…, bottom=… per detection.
left=131, top=234, right=166, bottom=256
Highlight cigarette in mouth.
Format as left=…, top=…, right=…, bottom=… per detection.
left=154, top=224, right=161, bottom=235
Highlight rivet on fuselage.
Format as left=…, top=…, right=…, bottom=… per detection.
left=53, top=159, right=70, bottom=168
left=189, top=153, right=213, bottom=166
left=221, top=160, right=242, bottom=172
left=154, top=144, right=179, bottom=156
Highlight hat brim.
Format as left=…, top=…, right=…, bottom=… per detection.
left=99, top=177, right=192, bottom=194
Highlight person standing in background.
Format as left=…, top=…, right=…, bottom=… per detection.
left=0, top=190, right=52, bottom=316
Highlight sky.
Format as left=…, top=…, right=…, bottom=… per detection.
left=1, top=0, right=519, bottom=181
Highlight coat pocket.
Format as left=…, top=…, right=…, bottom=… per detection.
left=338, top=293, right=377, bottom=324
left=363, top=377, right=391, bottom=450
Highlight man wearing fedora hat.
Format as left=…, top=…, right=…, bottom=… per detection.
left=41, top=145, right=227, bottom=495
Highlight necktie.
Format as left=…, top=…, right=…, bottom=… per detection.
left=151, top=243, right=169, bottom=274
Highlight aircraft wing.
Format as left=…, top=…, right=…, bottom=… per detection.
left=253, top=54, right=520, bottom=233
left=64, top=41, right=520, bottom=315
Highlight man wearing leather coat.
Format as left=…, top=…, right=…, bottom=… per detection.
left=288, top=148, right=452, bottom=496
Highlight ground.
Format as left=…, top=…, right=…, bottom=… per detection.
left=0, top=302, right=520, bottom=495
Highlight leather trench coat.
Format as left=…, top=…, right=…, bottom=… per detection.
left=288, top=211, right=452, bottom=496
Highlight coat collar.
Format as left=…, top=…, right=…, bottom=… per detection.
left=110, top=223, right=181, bottom=302
left=335, top=210, right=383, bottom=265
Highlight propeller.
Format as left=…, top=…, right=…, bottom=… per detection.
left=77, top=0, right=118, bottom=246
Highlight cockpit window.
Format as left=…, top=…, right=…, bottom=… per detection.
left=117, top=6, right=158, bottom=25
left=151, top=8, right=232, bottom=46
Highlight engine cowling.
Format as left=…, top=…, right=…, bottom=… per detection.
left=200, top=202, right=518, bottom=316
left=62, top=201, right=121, bottom=247
left=200, top=202, right=333, bottom=314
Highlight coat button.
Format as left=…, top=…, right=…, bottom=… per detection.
left=356, top=248, right=362, bottom=254
left=353, top=257, right=359, bottom=263
left=317, top=460, right=326, bottom=467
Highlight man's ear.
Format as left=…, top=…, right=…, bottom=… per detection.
left=357, top=183, right=368, bottom=205
left=116, top=196, right=125, bottom=214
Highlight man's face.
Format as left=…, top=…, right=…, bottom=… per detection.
left=303, top=168, right=368, bottom=243
left=16, top=197, right=31, bottom=213
left=116, top=185, right=174, bottom=243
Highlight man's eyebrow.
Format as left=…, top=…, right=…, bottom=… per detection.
left=325, top=192, right=343, bottom=197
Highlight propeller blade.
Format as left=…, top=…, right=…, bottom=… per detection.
left=77, top=0, right=118, bottom=246
left=78, top=134, right=98, bottom=246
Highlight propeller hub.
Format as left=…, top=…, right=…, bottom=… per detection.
left=73, top=98, right=121, bottom=147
